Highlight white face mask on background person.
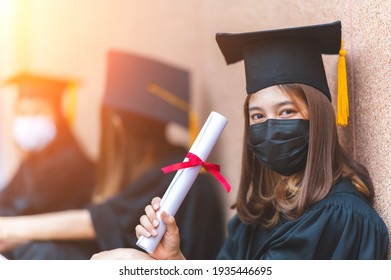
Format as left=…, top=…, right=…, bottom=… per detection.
left=12, top=116, right=57, bottom=152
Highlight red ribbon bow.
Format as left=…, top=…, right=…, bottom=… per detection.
left=161, top=152, right=231, bottom=193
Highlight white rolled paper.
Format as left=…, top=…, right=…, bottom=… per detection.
left=136, top=111, right=228, bottom=253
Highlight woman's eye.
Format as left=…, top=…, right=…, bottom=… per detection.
left=280, top=109, right=296, bottom=116
left=250, top=113, right=264, bottom=120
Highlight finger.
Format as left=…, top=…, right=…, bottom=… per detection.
left=135, top=224, right=152, bottom=238
left=144, top=205, right=159, bottom=227
left=160, top=211, right=178, bottom=235
left=139, top=215, right=158, bottom=236
left=151, top=197, right=161, bottom=211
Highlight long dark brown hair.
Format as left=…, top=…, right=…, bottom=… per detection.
left=93, top=106, right=174, bottom=202
left=236, top=83, right=374, bottom=227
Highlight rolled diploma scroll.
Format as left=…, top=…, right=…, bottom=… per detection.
left=136, top=111, right=228, bottom=253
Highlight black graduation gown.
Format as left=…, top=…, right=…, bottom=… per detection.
left=217, top=179, right=389, bottom=260
left=7, top=147, right=226, bottom=260
left=0, top=129, right=95, bottom=216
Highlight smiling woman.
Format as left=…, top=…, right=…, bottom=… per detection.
left=93, top=20, right=389, bottom=260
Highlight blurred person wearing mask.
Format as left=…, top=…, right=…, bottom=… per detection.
left=0, top=52, right=225, bottom=260
left=0, top=73, right=95, bottom=216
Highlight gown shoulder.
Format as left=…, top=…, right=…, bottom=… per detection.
left=218, top=179, right=389, bottom=260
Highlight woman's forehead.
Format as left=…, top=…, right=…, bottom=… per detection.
left=249, top=86, right=293, bottom=105
left=15, top=97, right=55, bottom=115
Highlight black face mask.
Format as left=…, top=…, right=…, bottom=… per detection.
left=248, top=119, right=309, bottom=176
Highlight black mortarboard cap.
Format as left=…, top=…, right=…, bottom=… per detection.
left=103, top=50, right=190, bottom=128
left=215, top=21, right=342, bottom=101
left=4, top=72, right=70, bottom=106
left=4, top=72, right=79, bottom=124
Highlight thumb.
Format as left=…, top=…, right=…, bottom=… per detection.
left=154, top=211, right=184, bottom=260
left=160, top=211, right=178, bottom=235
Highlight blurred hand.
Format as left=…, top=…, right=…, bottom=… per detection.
left=136, top=197, right=185, bottom=260
left=0, top=217, right=27, bottom=252
left=91, top=248, right=154, bottom=260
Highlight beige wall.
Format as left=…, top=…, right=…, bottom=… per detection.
left=0, top=0, right=390, bottom=257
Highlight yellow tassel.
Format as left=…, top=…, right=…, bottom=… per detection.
left=64, top=81, right=78, bottom=127
left=189, top=110, right=206, bottom=173
left=148, top=83, right=199, bottom=148
left=188, top=110, right=199, bottom=147
left=337, top=40, right=349, bottom=126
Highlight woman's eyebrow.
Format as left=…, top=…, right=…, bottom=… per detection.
left=248, top=106, right=262, bottom=112
left=248, top=100, right=295, bottom=112
left=277, top=100, right=295, bottom=107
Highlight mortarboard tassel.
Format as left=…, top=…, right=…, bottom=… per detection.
left=189, top=110, right=199, bottom=147
left=337, top=40, right=349, bottom=126
left=148, top=83, right=199, bottom=148
left=188, top=110, right=207, bottom=174
left=64, top=81, right=78, bottom=127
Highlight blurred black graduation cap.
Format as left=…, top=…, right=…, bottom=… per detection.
left=103, top=50, right=191, bottom=129
left=4, top=72, right=78, bottom=124
left=216, top=21, right=349, bottom=125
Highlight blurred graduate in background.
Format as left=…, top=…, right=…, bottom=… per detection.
left=0, top=51, right=225, bottom=259
left=0, top=73, right=95, bottom=216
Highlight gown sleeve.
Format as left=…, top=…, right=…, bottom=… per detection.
left=217, top=215, right=245, bottom=260
left=87, top=167, right=171, bottom=251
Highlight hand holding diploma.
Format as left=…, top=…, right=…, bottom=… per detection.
left=136, top=111, right=230, bottom=254
left=93, top=197, right=184, bottom=260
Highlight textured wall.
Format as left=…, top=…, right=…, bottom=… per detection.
left=347, top=0, right=391, bottom=257
left=0, top=0, right=389, bottom=258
